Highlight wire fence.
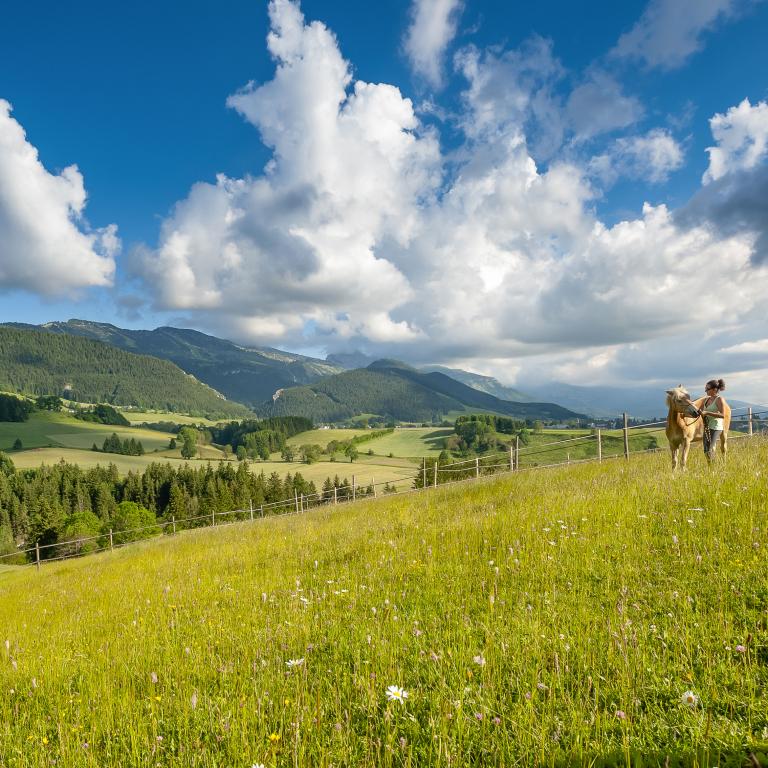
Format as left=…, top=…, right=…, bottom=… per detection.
left=3, top=403, right=767, bottom=572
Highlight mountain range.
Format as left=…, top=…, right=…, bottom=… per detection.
left=256, top=359, right=582, bottom=423
left=5, top=319, right=740, bottom=422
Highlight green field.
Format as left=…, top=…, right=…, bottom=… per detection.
left=286, top=427, right=453, bottom=460
left=516, top=427, right=666, bottom=467
left=1, top=439, right=766, bottom=765
left=286, top=428, right=370, bottom=447
left=0, top=411, right=175, bottom=453
left=364, top=427, right=454, bottom=457
left=8, top=445, right=417, bottom=488
left=250, top=454, right=417, bottom=490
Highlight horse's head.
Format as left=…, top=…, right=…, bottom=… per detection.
left=666, top=385, right=699, bottom=416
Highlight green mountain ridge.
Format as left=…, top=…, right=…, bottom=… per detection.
left=419, top=365, right=533, bottom=402
left=327, top=353, right=534, bottom=403
left=0, top=326, right=251, bottom=418
left=256, top=361, right=584, bottom=423
left=7, top=320, right=345, bottom=407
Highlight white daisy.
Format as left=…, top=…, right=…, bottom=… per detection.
left=681, top=690, right=698, bottom=708
left=285, top=658, right=304, bottom=668
left=385, top=685, right=409, bottom=704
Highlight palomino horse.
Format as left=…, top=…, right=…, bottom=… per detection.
left=665, top=385, right=730, bottom=470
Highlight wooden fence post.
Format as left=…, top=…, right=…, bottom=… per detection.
left=109, top=528, right=114, bottom=551
left=333, top=487, right=337, bottom=505
left=515, top=436, right=520, bottom=471
left=249, top=499, right=254, bottom=521
left=422, top=458, right=427, bottom=488
left=352, top=476, right=356, bottom=502
left=597, top=429, right=602, bottom=462
left=623, top=413, right=630, bottom=459
left=172, top=516, right=176, bottom=534
left=35, top=542, right=40, bottom=572
left=259, top=504, right=264, bottom=517
left=294, top=490, right=299, bottom=514
left=433, top=461, right=438, bottom=488
left=475, top=457, right=480, bottom=478
left=300, top=493, right=304, bottom=513
left=748, top=407, right=753, bottom=436
left=211, top=510, right=216, bottom=527
left=510, top=445, right=514, bottom=471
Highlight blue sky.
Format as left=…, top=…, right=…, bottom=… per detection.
left=1, top=0, right=767, bottom=398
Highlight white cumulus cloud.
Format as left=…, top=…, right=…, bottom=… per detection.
left=703, top=97, right=768, bottom=182
left=134, top=0, right=440, bottom=345
left=590, top=128, right=684, bottom=184
left=0, top=100, right=117, bottom=295
left=134, top=2, right=768, bottom=395
left=404, top=0, right=464, bottom=88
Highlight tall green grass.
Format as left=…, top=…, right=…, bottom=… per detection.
left=1, top=441, right=767, bottom=767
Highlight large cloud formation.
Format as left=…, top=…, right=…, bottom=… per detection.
left=135, top=0, right=768, bottom=393
left=135, top=0, right=439, bottom=342
left=0, top=100, right=117, bottom=295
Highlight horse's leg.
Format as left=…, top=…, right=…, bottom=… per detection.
left=680, top=438, right=691, bottom=471
left=720, top=431, right=728, bottom=461
left=670, top=443, right=678, bottom=470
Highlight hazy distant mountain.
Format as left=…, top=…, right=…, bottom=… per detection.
left=257, top=359, right=584, bottom=423
left=9, top=320, right=344, bottom=407
left=419, top=366, right=533, bottom=403
left=326, top=351, right=375, bottom=369
left=531, top=382, right=758, bottom=420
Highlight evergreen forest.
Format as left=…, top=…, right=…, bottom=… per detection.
left=0, top=453, right=372, bottom=561
left=0, top=327, right=251, bottom=418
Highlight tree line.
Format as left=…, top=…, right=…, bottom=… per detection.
left=0, top=448, right=405, bottom=563
left=94, top=433, right=145, bottom=456
left=449, top=414, right=532, bottom=453
left=0, top=393, right=32, bottom=422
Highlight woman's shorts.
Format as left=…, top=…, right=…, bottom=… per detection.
left=704, top=429, right=722, bottom=455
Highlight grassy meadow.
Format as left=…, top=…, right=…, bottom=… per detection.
left=0, top=411, right=175, bottom=453
left=286, top=428, right=371, bottom=447
left=287, top=427, right=452, bottom=458
left=1, top=412, right=417, bottom=486
left=364, top=427, right=454, bottom=457
left=516, top=428, right=666, bottom=468
left=1, top=439, right=767, bottom=766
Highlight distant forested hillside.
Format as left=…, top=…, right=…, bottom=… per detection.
left=7, top=319, right=343, bottom=406
left=0, top=327, right=251, bottom=418
left=256, top=362, right=583, bottom=423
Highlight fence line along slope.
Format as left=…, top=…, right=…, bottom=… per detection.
left=1, top=440, right=767, bottom=766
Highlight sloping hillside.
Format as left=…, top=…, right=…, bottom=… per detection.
left=7, top=320, right=344, bottom=406
left=1, top=442, right=765, bottom=764
left=257, top=360, right=583, bottom=422
left=0, top=326, right=251, bottom=417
